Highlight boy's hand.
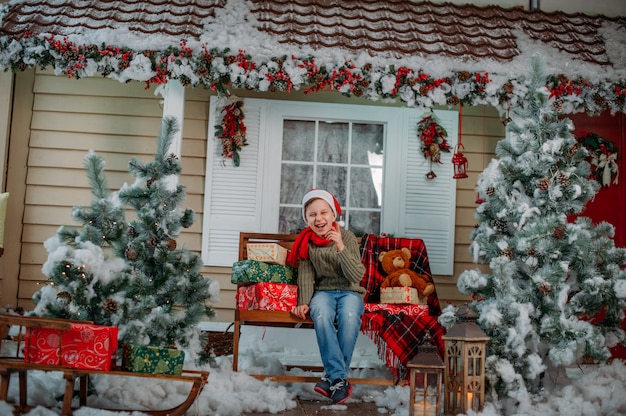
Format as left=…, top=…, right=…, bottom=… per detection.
left=291, top=304, right=309, bottom=320
left=324, top=223, right=344, bottom=252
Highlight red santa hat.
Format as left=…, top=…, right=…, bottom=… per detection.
left=301, top=189, right=345, bottom=227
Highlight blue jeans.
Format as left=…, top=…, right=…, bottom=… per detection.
left=309, top=290, right=364, bottom=381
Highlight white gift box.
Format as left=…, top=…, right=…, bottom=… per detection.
left=380, top=287, right=422, bottom=304
left=246, top=243, right=288, bottom=265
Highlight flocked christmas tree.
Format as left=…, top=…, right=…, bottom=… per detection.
left=449, top=56, right=626, bottom=410
left=34, top=151, right=130, bottom=326
left=115, top=117, right=215, bottom=349
left=34, top=117, right=216, bottom=351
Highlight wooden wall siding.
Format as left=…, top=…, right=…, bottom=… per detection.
left=5, top=68, right=505, bottom=320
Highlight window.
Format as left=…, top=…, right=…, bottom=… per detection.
left=202, top=97, right=458, bottom=275
left=278, top=119, right=384, bottom=236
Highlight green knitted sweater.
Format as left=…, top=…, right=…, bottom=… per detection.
left=296, top=228, right=366, bottom=305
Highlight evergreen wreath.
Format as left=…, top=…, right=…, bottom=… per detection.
left=578, top=131, right=619, bottom=187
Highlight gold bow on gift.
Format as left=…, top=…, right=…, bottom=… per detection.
left=595, top=152, right=619, bottom=187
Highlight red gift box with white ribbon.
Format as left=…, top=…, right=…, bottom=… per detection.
left=236, top=282, right=298, bottom=311
left=24, top=323, right=118, bottom=370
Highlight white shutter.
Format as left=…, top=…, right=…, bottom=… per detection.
left=400, top=109, right=458, bottom=275
left=201, top=97, right=265, bottom=266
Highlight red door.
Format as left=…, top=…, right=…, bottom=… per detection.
left=567, top=111, right=625, bottom=359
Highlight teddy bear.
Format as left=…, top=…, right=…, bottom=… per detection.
left=378, top=247, right=435, bottom=299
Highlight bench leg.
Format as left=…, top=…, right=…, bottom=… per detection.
left=79, top=374, right=88, bottom=406
left=62, top=372, right=77, bottom=416
left=232, top=321, right=241, bottom=372
left=18, top=370, right=27, bottom=408
left=0, top=368, right=11, bottom=401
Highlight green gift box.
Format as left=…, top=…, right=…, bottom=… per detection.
left=231, top=260, right=296, bottom=284
left=122, top=344, right=184, bottom=375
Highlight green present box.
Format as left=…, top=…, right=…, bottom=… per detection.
left=122, top=344, right=184, bottom=375
left=231, top=260, right=296, bottom=284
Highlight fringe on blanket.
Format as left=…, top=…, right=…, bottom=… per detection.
left=360, top=326, right=407, bottom=381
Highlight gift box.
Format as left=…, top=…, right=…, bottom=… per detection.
left=247, top=243, right=288, bottom=265
left=231, top=260, right=296, bottom=285
left=24, top=323, right=118, bottom=370
left=380, top=287, right=422, bottom=304
left=122, top=344, right=185, bottom=375
left=236, top=282, right=298, bottom=311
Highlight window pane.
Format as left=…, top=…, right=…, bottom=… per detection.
left=318, top=122, right=348, bottom=163
left=350, top=167, right=382, bottom=209
left=348, top=210, right=381, bottom=237
left=317, top=165, right=348, bottom=205
left=283, top=120, right=315, bottom=162
left=279, top=206, right=304, bottom=234
left=280, top=164, right=314, bottom=204
left=351, top=123, right=384, bottom=165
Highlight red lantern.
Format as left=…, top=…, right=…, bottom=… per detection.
left=475, top=190, right=486, bottom=204
left=452, top=144, right=468, bottom=179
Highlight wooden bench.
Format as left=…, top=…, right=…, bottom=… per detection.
left=0, top=314, right=209, bottom=416
left=233, top=232, right=403, bottom=386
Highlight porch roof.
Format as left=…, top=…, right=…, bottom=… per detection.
left=1, top=0, right=625, bottom=115
left=1, top=0, right=622, bottom=68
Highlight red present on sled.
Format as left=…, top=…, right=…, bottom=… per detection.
left=24, top=323, right=118, bottom=370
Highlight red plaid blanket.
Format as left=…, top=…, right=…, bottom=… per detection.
left=358, top=234, right=445, bottom=380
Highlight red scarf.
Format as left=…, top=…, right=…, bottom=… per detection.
left=286, top=226, right=335, bottom=267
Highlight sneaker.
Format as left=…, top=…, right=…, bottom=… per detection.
left=314, top=376, right=332, bottom=397
left=330, top=378, right=352, bottom=404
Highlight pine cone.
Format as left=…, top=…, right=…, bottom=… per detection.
left=486, top=186, right=496, bottom=196
left=149, top=236, right=158, bottom=247
left=457, top=71, right=471, bottom=81
left=429, top=143, right=441, bottom=163
left=125, top=246, right=138, bottom=260
left=118, top=59, right=130, bottom=71
left=499, top=248, right=512, bottom=259
left=167, top=238, right=177, bottom=250
left=594, top=95, right=606, bottom=107
left=527, top=247, right=537, bottom=257
left=553, top=99, right=564, bottom=113
left=128, top=226, right=137, bottom=238
left=103, top=298, right=118, bottom=313
left=539, top=282, right=552, bottom=296
left=556, top=171, right=570, bottom=187
left=57, top=291, right=72, bottom=303
left=539, top=177, right=551, bottom=191
left=490, top=218, right=507, bottom=231
left=553, top=225, right=566, bottom=240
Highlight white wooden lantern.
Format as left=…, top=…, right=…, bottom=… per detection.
left=442, top=304, right=489, bottom=415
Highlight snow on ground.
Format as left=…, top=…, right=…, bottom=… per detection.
left=1, top=322, right=626, bottom=416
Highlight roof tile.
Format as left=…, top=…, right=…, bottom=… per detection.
left=1, top=0, right=624, bottom=67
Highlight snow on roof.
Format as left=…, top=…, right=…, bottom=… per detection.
left=1, top=0, right=626, bottom=114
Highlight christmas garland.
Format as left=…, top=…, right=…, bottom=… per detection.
left=1, top=33, right=625, bottom=117
left=215, top=99, right=247, bottom=167
left=578, top=131, right=619, bottom=187
left=417, top=113, right=451, bottom=179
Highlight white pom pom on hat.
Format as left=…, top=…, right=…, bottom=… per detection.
left=301, top=189, right=345, bottom=227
